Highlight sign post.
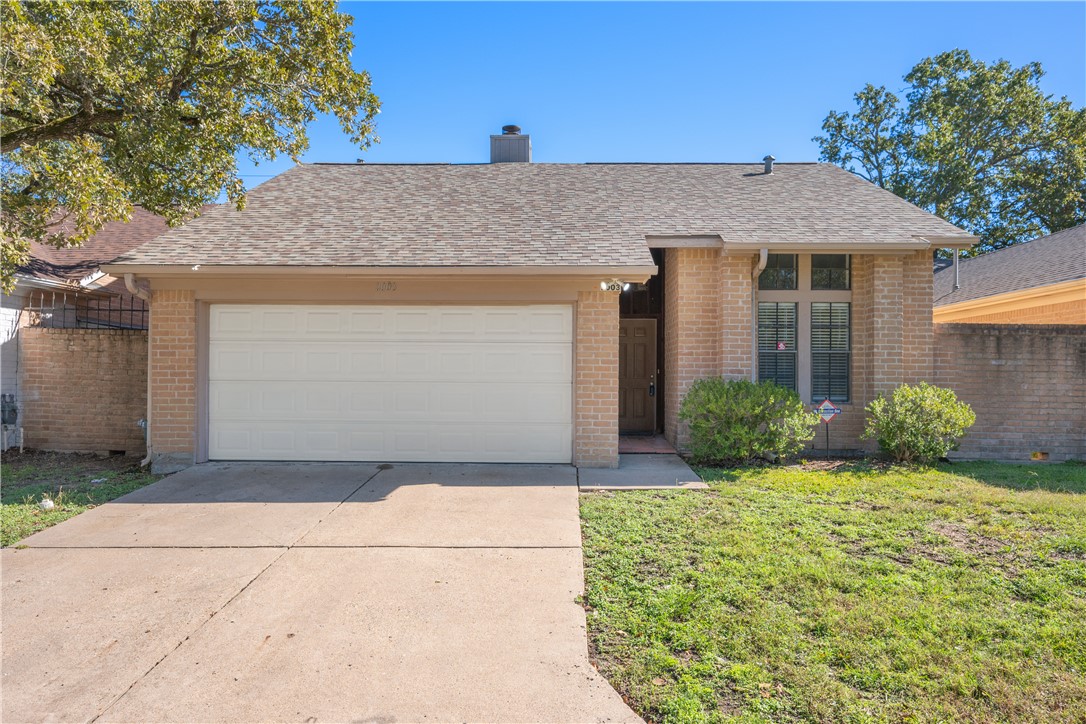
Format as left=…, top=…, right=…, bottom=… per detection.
left=815, top=398, right=841, bottom=458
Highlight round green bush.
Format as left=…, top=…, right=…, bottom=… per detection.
left=862, top=381, right=976, bottom=463
left=678, top=378, right=819, bottom=464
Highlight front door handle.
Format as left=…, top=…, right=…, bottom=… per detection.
left=648, top=382, right=656, bottom=397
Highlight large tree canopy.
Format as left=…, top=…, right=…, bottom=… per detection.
left=0, top=0, right=379, bottom=291
left=815, top=49, right=1086, bottom=254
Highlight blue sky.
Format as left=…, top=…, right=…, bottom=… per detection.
left=238, top=1, right=1086, bottom=186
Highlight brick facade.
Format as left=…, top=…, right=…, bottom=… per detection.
left=663, top=248, right=727, bottom=447
left=574, top=290, right=619, bottom=467
left=148, top=289, right=197, bottom=468
left=18, top=328, right=147, bottom=455
left=933, top=324, right=1086, bottom=462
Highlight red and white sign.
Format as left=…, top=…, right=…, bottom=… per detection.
left=816, top=398, right=841, bottom=423
left=776, top=341, right=786, bottom=351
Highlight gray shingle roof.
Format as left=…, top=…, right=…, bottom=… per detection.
left=113, top=162, right=971, bottom=268
left=934, top=224, right=1086, bottom=306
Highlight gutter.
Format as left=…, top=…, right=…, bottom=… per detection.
left=123, top=273, right=151, bottom=302
left=750, top=249, right=768, bottom=383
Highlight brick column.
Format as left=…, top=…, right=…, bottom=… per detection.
left=871, top=256, right=904, bottom=394
left=149, top=289, right=197, bottom=472
left=720, top=253, right=754, bottom=379
left=574, top=290, right=619, bottom=468
left=902, top=250, right=934, bottom=384
left=663, top=248, right=723, bottom=449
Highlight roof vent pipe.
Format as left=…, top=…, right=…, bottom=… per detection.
left=763, top=155, right=775, bottom=174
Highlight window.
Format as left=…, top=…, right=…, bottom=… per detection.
left=757, top=255, right=851, bottom=403
left=757, top=302, right=797, bottom=390
left=811, top=302, right=850, bottom=402
left=758, top=254, right=797, bottom=290
left=811, top=254, right=850, bottom=290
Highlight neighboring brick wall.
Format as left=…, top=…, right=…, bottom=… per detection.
left=663, top=248, right=726, bottom=447
left=575, top=290, right=619, bottom=467
left=149, top=290, right=196, bottom=462
left=18, top=328, right=147, bottom=454
left=938, top=299, right=1086, bottom=325
left=933, top=324, right=1086, bottom=462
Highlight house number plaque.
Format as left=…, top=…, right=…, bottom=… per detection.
left=376, top=281, right=397, bottom=292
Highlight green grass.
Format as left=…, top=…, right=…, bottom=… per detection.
left=580, top=461, right=1086, bottom=723
left=1, top=452, right=160, bottom=546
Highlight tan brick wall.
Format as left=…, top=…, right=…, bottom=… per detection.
left=18, top=328, right=147, bottom=454
left=939, top=299, right=1086, bottom=325
left=720, top=254, right=754, bottom=379
left=575, top=290, right=619, bottom=467
left=870, top=256, right=905, bottom=394
left=149, top=289, right=196, bottom=459
left=663, top=248, right=727, bottom=448
left=933, top=324, right=1086, bottom=462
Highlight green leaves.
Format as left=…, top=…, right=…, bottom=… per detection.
left=0, top=0, right=380, bottom=291
left=678, top=378, right=820, bottom=464
left=814, top=49, right=1086, bottom=255
left=863, top=382, right=976, bottom=464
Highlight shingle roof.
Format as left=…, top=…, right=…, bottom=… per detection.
left=113, top=162, right=971, bottom=268
left=934, top=224, right=1086, bottom=306
left=21, top=207, right=174, bottom=283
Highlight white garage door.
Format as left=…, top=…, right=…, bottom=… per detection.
left=208, top=304, right=573, bottom=463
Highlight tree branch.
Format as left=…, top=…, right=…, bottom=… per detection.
left=1, top=108, right=125, bottom=153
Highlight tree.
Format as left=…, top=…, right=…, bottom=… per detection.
left=0, top=0, right=380, bottom=291
left=815, top=49, right=1086, bottom=254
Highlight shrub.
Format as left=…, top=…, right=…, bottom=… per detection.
left=863, top=382, right=975, bottom=463
left=678, top=378, right=819, bottom=464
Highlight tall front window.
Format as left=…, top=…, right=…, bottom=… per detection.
left=757, top=302, right=797, bottom=390
left=757, top=254, right=852, bottom=402
left=811, top=302, right=850, bottom=402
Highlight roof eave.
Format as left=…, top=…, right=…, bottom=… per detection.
left=101, top=263, right=660, bottom=283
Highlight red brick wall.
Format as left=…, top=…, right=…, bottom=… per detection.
left=18, top=328, right=147, bottom=454
left=933, top=324, right=1086, bottom=462
left=575, top=290, right=619, bottom=467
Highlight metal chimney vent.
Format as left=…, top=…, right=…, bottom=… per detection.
left=491, top=125, right=532, bottom=163
left=763, top=155, right=776, bottom=174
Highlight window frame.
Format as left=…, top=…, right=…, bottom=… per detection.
left=757, top=254, right=852, bottom=403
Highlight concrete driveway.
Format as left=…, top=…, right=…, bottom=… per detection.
left=1, top=463, right=639, bottom=723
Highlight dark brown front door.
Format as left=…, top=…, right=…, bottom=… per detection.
left=619, top=318, right=657, bottom=432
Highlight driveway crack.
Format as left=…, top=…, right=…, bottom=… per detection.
left=88, top=467, right=385, bottom=723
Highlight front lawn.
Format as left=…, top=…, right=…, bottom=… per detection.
left=1, top=451, right=160, bottom=546
left=580, top=461, right=1086, bottom=722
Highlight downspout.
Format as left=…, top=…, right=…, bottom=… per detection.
left=953, top=249, right=960, bottom=290
left=751, top=249, right=768, bottom=382
left=125, top=274, right=154, bottom=467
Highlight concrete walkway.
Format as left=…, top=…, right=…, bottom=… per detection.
left=2, top=463, right=640, bottom=724
left=578, top=454, right=706, bottom=490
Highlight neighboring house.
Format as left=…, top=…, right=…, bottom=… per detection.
left=933, top=224, right=1086, bottom=324
left=0, top=208, right=170, bottom=449
left=104, top=127, right=975, bottom=472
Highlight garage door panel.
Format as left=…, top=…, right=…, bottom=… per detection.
left=210, top=341, right=572, bottom=382
left=210, top=305, right=572, bottom=343
left=210, top=381, right=572, bottom=422
left=209, top=421, right=572, bottom=463
left=209, top=304, right=574, bottom=462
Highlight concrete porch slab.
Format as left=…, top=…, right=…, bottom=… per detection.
left=578, top=454, right=707, bottom=490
